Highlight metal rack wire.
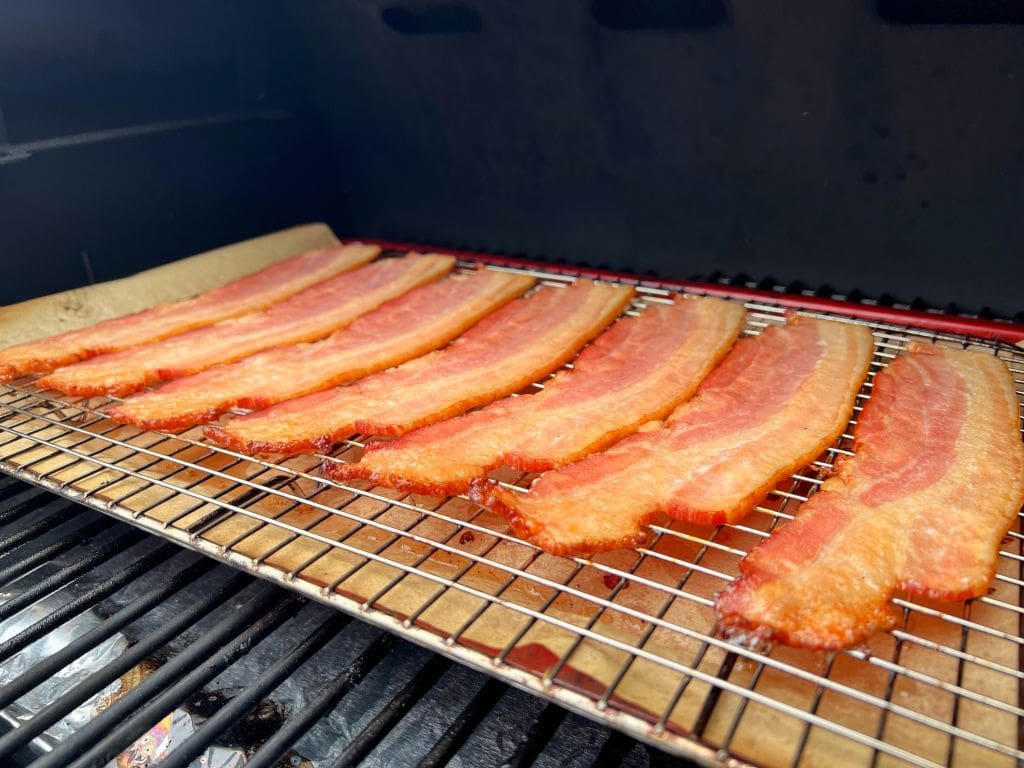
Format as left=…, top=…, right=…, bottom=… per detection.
left=0, top=260, right=1021, bottom=768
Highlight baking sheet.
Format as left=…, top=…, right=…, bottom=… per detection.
left=0, top=228, right=1020, bottom=768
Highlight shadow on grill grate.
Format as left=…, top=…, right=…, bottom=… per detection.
left=0, top=476, right=679, bottom=768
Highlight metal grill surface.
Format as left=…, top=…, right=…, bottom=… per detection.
left=0, top=260, right=1021, bottom=768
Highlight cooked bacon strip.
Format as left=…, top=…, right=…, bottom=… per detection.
left=716, top=345, right=1024, bottom=650
left=106, top=268, right=535, bottom=431
left=329, top=296, right=746, bottom=495
left=39, top=254, right=453, bottom=397
left=0, top=243, right=379, bottom=381
left=205, top=279, right=634, bottom=455
left=474, top=318, right=874, bottom=555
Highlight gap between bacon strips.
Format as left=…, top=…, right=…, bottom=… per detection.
left=204, top=279, right=635, bottom=455
left=327, top=296, right=746, bottom=495
left=715, top=343, right=1024, bottom=651
left=38, top=253, right=452, bottom=397
left=0, top=242, right=380, bottom=381
left=106, top=268, right=536, bottom=431
left=472, top=317, right=874, bottom=555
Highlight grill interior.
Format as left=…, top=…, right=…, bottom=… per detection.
left=0, top=475, right=681, bottom=768
left=1, top=256, right=1022, bottom=768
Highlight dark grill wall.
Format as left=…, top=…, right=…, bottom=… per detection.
left=2, top=1, right=1023, bottom=317
left=0, top=1, right=332, bottom=303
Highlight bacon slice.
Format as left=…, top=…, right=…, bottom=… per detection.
left=38, top=254, right=453, bottom=397
left=106, top=268, right=535, bottom=431
left=0, top=243, right=380, bottom=381
left=205, top=279, right=635, bottom=455
left=715, top=344, right=1024, bottom=650
left=473, top=318, right=874, bottom=555
left=328, top=296, right=746, bottom=495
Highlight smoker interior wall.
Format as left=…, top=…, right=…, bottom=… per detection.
left=282, top=1, right=1024, bottom=318
left=0, top=1, right=332, bottom=305
left=2, top=1, right=1022, bottom=318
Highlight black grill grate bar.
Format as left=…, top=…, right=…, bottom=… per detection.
left=38, top=589, right=304, bottom=768
left=0, top=516, right=117, bottom=591
left=0, top=487, right=65, bottom=528
left=157, top=611, right=351, bottom=768
left=0, top=499, right=80, bottom=557
left=592, top=728, right=638, bottom=767
left=0, top=553, right=218, bottom=712
left=0, top=569, right=255, bottom=758
left=243, top=633, right=399, bottom=768
left=0, top=526, right=147, bottom=623
left=0, top=481, right=41, bottom=508
left=327, top=654, right=453, bottom=768
left=0, top=541, right=181, bottom=666
left=417, top=676, right=507, bottom=768
left=503, top=701, right=570, bottom=768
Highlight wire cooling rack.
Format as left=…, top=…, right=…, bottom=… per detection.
left=0, top=259, right=1021, bottom=768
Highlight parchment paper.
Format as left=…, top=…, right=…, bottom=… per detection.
left=0, top=223, right=340, bottom=346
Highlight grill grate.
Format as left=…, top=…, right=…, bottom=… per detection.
left=1, top=259, right=1022, bottom=768
left=0, top=475, right=672, bottom=768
